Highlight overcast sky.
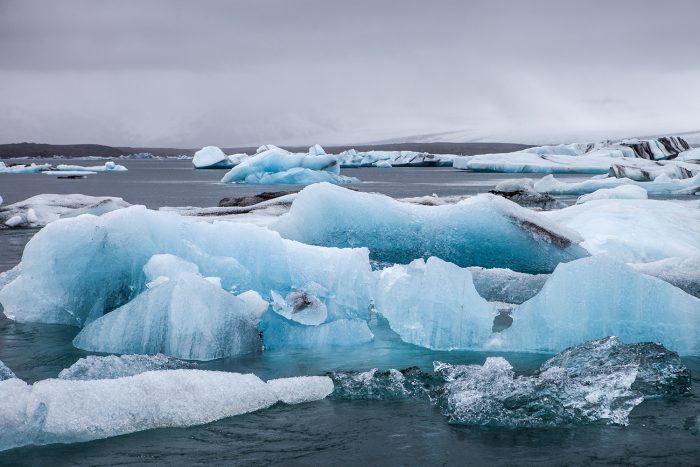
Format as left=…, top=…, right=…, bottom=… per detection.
left=1, top=0, right=699, bottom=147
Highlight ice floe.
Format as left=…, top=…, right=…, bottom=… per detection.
left=192, top=146, right=247, bottom=169
left=55, top=161, right=127, bottom=172
left=534, top=173, right=700, bottom=195
left=0, top=194, right=130, bottom=228
left=273, top=183, right=587, bottom=273
left=576, top=185, right=648, bottom=204
left=337, top=149, right=454, bottom=168
left=0, top=162, right=51, bottom=174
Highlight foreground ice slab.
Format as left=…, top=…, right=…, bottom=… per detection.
left=0, top=206, right=374, bottom=326
left=375, top=258, right=496, bottom=350
left=221, top=145, right=358, bottom=185
left=499, top=256, right=700, bottom=355
left=73, top=270, right=267, bottom=361
left=534, top=173, right=700, bottom=195
left=331, top=337, right=689, bottom=427
left=544, top=199, right=700, bottom=262
left=0, top=370, right=333, bottom=452
left=0, top=194, right=130, bottom=228
left=55, top=161, right=127, bottom=172
left=58, top=354, right=195, bottom=380
left=273, top=183, right=587, bottom=273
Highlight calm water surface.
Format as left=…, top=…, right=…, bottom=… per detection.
left=0, top=161, right=698, bottom=465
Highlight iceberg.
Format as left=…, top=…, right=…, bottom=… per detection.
left=73, top=269, right=267, bottom=361
left=676, top=147, right=700, bottom=162
left=221, top=146, right=358, bottom=185
left=631, top=256, right=700, bottom=299
left=259, top=310, right=373, bottom=350
left=58, top=354, right=196, bottom=380
left=375, top=257, right=496, bottom=350
left=0, top=162, right=51, bottom=174
left=490, top=178, right=565, bottom=210
left=192, top=146, right=247, bottom=169
left=336, top=149, right=454, bottom=168
left=498, top=256, right=700, bottom=355
left=55, top=161, right=127, bottom=172
left=533, top=173, right=700, bottom=195
left=0, top=206, right=375, bottom=327
left=0, top=370, right=333, bottom=452
left=0, top=194, right=130, bottom=228
left=608, top=159, right=698, bottom=181
left=273, top=183, right=587, bottom=273
left=576, top=185, right=648, bottom=204
left=544, top=199, right=700, bottom=262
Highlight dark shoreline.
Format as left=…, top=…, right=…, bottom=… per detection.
left=0, top=142, right=532, bottom=159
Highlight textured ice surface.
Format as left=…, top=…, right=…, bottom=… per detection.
left=0, top=206, right=374, bottom=326
left=58, top=354, right=196, bottom=380
left=632, top=256, right=700, bottom=299
left=435, top=356, right=642, bottom=427
left=56, top=161, right=127, bottom=172
left=576, top=185, right=648, bottom=204
left=0, top=361, right=15, bottom=381
left=540, top=337, right=691, bottom=397
left=0, top=370, right=333, bottom=452
left=337, top=149, right=454, bottom=168
left=0, top=162, right=50, bottom=174
left=499, top=256, right=700, bottom=355
left=271, top=290, right=327, bottom=325
left=490, top=178, right=565, bottom=210
left=221, top=146, right=358, bottom=185
left=273, top=183, right=586, bottom=273
left=534, top=173, right=700, bottom=195
left=608, top=159, right=698, bottom=181
left=73, top=271, right=266, bottom=360
left=468, top=267, right=548, bottom=304
left=544, top=199, right=700, bottom=262
left=375, top=258, right=496, bottom=350
left=329, top=367, right=432, bottom=400
left=259, top=310, right=373, bottom=350
left=455, top=153, right=617, bottom=174
left=0, top=194, right=130, bottom=228
left=677, top=147, right=700, bottom=162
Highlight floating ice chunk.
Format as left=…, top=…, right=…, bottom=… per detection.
left=337, top=150, right=452, bottom=168
left=0, top=370, right=333, bottom=452
left=266, top=376, right=334, bottom=404
left=41, top=170, right=96, bottom=176
left=374, top=160, right=392, bottom=168
left=221, top=147, right=358, bottom=185
left=631, top=256, right=700, bottom=299
left=576, top=185, right=648, bottom=204
left=271, top=290, right=328, bottom=325
left=0, top=194, right=130, bottom=228
left=0, top=162, right=51, bottom=174
left=260, top=311, right=373, bottom=350
left=540, top=336, right=690, bottom=397
left=499, top=256, right=700, bottom=355
left=192, top=146, right=234, bottom=169
left=534, top=173, right=700, bottom=195
left=375, top=257, right=496, bottom=350
left=0, top=361, right=15, bottom=381
left=455, top=153, right=616, bottom=174
left=544, top=199, right=700, bottom=262
left=490, top=178, right=565, bottom=210
left=329, top=367, right=431, bottom=401
left=58, top=354, right=196, bottom=380
left=273, top=183, right=586, bottom=273
left=608, top=159, right=698, bottom=181
left=56, top=161, right=127, bottom=172
left=73, top=272, right=265, bottom=360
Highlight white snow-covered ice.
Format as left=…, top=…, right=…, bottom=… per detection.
left=0, top=194, right=130, bottom=228
left=56, top=161, right=127, bottom=172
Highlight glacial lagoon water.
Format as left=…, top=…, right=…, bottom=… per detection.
left=0, top=160, right=699, bottom=465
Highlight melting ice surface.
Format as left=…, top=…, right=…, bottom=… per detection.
left=57, top=354, right=196, bottom=380
left=330, top=337, right=690, bottom=427
left=273, top=183, right=587, bottom=273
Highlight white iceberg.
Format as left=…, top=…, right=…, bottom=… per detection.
left=576, top=185, right=648, bottom=204
left=375, top=257, right=496, bottom=350
left=498, top=256, right=700, bottom=355
left=0, top=162, right=51, bottom=174
left=544, top=198, right=700, bottom=262
left=0, top=370, right=333, bottom=452
left=0, top=194, right=130, bottom=228
left=533, top=173, right=700, bottom=195
left=273, top=183, right=587, bottom=274
left=73, top=269, right=267, bottom=361
left=55, top=161, right=127, bottom=172
left=0, top=206, right=375, bottom=327
left=192, top=146, right=247, bottom=169
left=337, top=149, right=454, bottom=168
left=221, top=146, right=358, bottom=185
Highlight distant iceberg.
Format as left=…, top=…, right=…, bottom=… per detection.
left=0, top=161, right=51, bottom=174
left=337, top=149, right=454, bottom=168
left=55, top=161, right=127, bottom=172
left=221, top=145, right=358, bottom=185
left=0, top=194, right=130, bottom=228
left=533, top=173, right=700, bottom=195
left=192, top=146, right=247, bottom=169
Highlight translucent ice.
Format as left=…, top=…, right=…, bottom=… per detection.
left=499, top=256, right=700, bottom=355
left=0, top=206, right=375, bottom=326
left=72, top=271, right=266, bottom=360
left=58, top=354, right=196, bottom=380
left=631, top=256, right=700, bottom=299
left=271, top=290, right=328, bottom=325
left=221, top=146, right=358, bottom=185
left=375, top=257, right=496, bottom=350
left=468, top=266, right=548, bottom=304
left=0, top=370, right=333, bottom=451
left=273, top=183, right=587, bottom=273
